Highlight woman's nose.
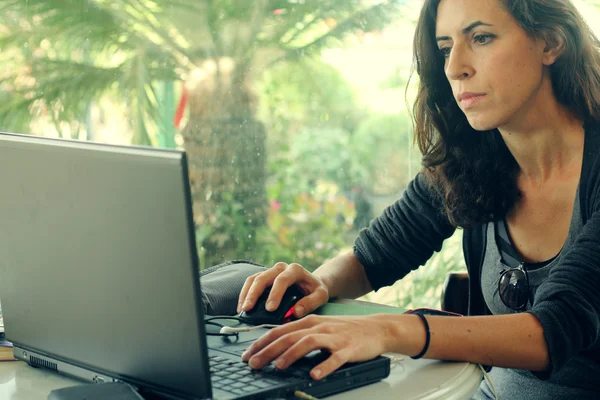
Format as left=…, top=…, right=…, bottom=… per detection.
left=445, top=45, right=474, bottom=81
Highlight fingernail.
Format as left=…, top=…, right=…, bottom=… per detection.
left=266, top=301, right=276, bottom=311
left=241, top=351, right=250, bottom=361
left=313, top=369, right=322, bottom=379
left=274, top=358, right=285, bottom=369
left=295, top=305, right=305, bottom=317
left=249, top=357, right=261, bottom=369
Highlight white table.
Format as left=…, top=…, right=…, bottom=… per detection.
left=0, top=355, right=481, bottom=400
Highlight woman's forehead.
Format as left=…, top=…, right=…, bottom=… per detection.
left=435, top=0, right=509, bottom=37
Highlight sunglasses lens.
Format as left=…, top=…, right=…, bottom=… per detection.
left=498, top=269, right=529, bottom=309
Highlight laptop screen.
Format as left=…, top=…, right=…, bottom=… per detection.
left=0, top=133, right=212, bottom=399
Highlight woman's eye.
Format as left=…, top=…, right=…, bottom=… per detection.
left=474, top=34, right=494, bottom=45
left=438, top=34, right=494, bottom=58
left=439, top=47, right=451, bottom=58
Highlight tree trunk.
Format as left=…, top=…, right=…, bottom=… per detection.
left=181, top=59, right=267, bottom=269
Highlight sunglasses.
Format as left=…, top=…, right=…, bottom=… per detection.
left=498, top=262, right=532, bottom=311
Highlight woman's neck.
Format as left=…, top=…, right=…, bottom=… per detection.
left=497, top=93, right=585, bottom=189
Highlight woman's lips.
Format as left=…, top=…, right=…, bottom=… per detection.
left=459, top=94, right=486, bottom=109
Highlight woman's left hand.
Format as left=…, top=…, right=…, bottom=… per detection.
left=241, top=314, right=393, bottom=380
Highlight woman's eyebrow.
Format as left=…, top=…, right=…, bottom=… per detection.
left=436, top=20, right=494, bottom=42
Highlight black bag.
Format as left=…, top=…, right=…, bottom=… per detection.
left=199, top=260, right=268, bottom=316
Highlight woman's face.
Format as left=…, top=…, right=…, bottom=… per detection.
left=435, top=0, right=555, bottom=131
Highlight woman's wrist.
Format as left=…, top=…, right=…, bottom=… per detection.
left=314, top=251, right=372, bottom=300
left=409, top=314, right=430, bottom=359
left=314, top=274, right=335, bottom=299
left=370, top=314, right=429, bottom=357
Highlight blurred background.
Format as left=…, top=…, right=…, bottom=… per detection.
left=1, top=0, right=599, bottom=309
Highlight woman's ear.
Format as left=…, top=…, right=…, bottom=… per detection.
left=542, top=31, right=565, bottom=66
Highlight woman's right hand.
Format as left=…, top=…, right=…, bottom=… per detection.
left=237, top=262, right=330, bottom=319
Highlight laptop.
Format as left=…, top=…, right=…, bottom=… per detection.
left=0, top=132, right=390, bottom=399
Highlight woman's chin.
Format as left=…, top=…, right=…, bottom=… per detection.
left=465, top=114, right=499, bottom=132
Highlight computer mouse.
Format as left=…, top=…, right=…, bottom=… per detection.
left=238, top=285, right=305, bottom=326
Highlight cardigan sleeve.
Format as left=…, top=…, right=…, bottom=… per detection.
left=353, top=172, right=456, bottom=291
left=529, top=185, right=600, bottom=378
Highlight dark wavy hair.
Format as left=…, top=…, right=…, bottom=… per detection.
left=410, top=0, right=600, bottom=228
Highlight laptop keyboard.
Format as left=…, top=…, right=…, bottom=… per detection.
left=209, top=349, right=333, bottom=397
left=209, top=355, right=291, bottom=396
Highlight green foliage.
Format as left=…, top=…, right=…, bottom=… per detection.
left=351, top=112, right=422, bottom=192
left=195, top=191, right=257, bottom=270
left=253, top=62, right=427, bottom=274
left=256, top=59, right=366, bottom=202
left=259, top=62, right=423, bottom=197
left=254, top=189, right=356, bottom=270
left=256, top=59, right=362, bottom=132
left=194, top=185, right=356, bottom=271
left=283, top=127, right=360, bottom=195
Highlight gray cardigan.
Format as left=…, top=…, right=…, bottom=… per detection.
left=353, top=118, right=600, bottom=379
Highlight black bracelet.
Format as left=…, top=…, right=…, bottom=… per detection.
left=410, top=313, right=431, bottom=360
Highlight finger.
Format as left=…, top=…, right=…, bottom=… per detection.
left=293, top=286, right=329, bottom=318
left=248, top=330, right=326, bottom=370
left=241, top=322, right=300, bottom=361
left=237, top=274, right=258, bottom=313
left=242, top=316, right=322, bottom=361
left=310, top=349, right=350, bottom=380
left=241, top=263, right=287, bottom=311
left=266, top=264, right=307, bottom=311
left=271, top=334, right=334, bottom=371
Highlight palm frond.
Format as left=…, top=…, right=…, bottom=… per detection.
left=0, top=91, right=34, bottom=134
left=123, top=50, right=158, bottom=145
left=265, top=0, right=365, bottom=45
left=0, top=60, right=122, bottom=123
left=0, top=0, right=197, bottom=66
left=0, top=0, right=128, bottom=55
left=275, top=0, right=405, bottom=64
left=0, top=52, right=177, bottom=142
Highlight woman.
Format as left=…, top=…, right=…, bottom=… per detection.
left=238, top=0, right=600, bottom=398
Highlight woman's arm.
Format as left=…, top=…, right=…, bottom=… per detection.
left=385, top=313, right=550, bottom=371
left=243, top=312, right=550, bottom=380
left=313, top=251, right=373, bottom=300
left=354, top=172, right=456, bottom=291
